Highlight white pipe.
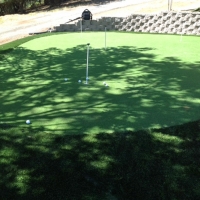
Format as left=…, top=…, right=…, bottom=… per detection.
left=105, top=26, right=107, bottom=49
left=86, top=43, right=90, bottom=84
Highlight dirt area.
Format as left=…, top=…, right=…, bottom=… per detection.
left=0, top=0, right=200, bottom=45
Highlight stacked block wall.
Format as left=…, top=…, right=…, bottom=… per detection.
left=54, top=11, right=200, bottom=35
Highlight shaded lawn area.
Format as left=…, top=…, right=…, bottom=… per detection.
left=0, top=32, right=200, bottom=200
left=0, top=120, right=200, bottom=200
left=0, top=32, right=200, bottom=134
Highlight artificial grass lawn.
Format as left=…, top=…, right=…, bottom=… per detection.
left=0, top=32, right=200, bottom=199
left=0, top=32, right=200, bottom=134
left=0, top=120, right=200, bottom=199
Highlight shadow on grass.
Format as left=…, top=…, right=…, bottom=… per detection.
left=0, top=42, right=200, bottom=133
left=0, top=119, right=200, bottom=200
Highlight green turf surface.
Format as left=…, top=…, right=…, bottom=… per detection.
left=1, top=120, right=200, bottom=199
left=1, top=32, right=200, bottom=134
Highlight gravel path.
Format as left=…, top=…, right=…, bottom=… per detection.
left=0, top=0, right=199, bottom=45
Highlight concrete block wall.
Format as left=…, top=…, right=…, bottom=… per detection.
left=54, top=11, right=200, bottom=35
left=122, top=11, right=200, bottom=35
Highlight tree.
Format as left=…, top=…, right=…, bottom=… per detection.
left=44, top=0, right=67, bottom=7
left=0, top=0, right=26, bottom=15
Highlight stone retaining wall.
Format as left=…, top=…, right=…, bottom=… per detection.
left=54, top=11, right=200, bottom=35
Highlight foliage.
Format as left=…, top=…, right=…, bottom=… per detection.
left=0, top=0, right=41, bottom=15
left=193, top=7, right=200, bottom=12
left=0, top=0, right=27, bottom=15
left=0, top=0, right=119, bottom=16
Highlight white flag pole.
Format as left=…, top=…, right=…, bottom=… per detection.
left=86, top=43, right=90, bottom=84
left=105, top=26, right=107, bottom=49
left=80, top=19, right=83, bottom=36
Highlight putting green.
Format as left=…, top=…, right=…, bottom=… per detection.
left=1, top=32, right=200, bottom=134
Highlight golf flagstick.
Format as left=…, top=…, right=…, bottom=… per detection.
left=180, top=20, right=183, bottom=42
left=80, top=19, right=83, bottom=36
left=105, top=26, right=106, bottom=49
left=180, top=28, right=183, bottom=42
left=86, top=43, right=90, bottom=84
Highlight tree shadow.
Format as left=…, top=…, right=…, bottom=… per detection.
left=1, top=40, right=200, bottom=134
left=0, top=34, right=200, bottom=198
left=0, top=119, right=200, bottom=199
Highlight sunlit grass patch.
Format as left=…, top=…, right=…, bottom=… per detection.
left=151, top=131, right=184, bottom=145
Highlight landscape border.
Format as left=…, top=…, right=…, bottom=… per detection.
left=54, top=11, right=200, bottom=36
